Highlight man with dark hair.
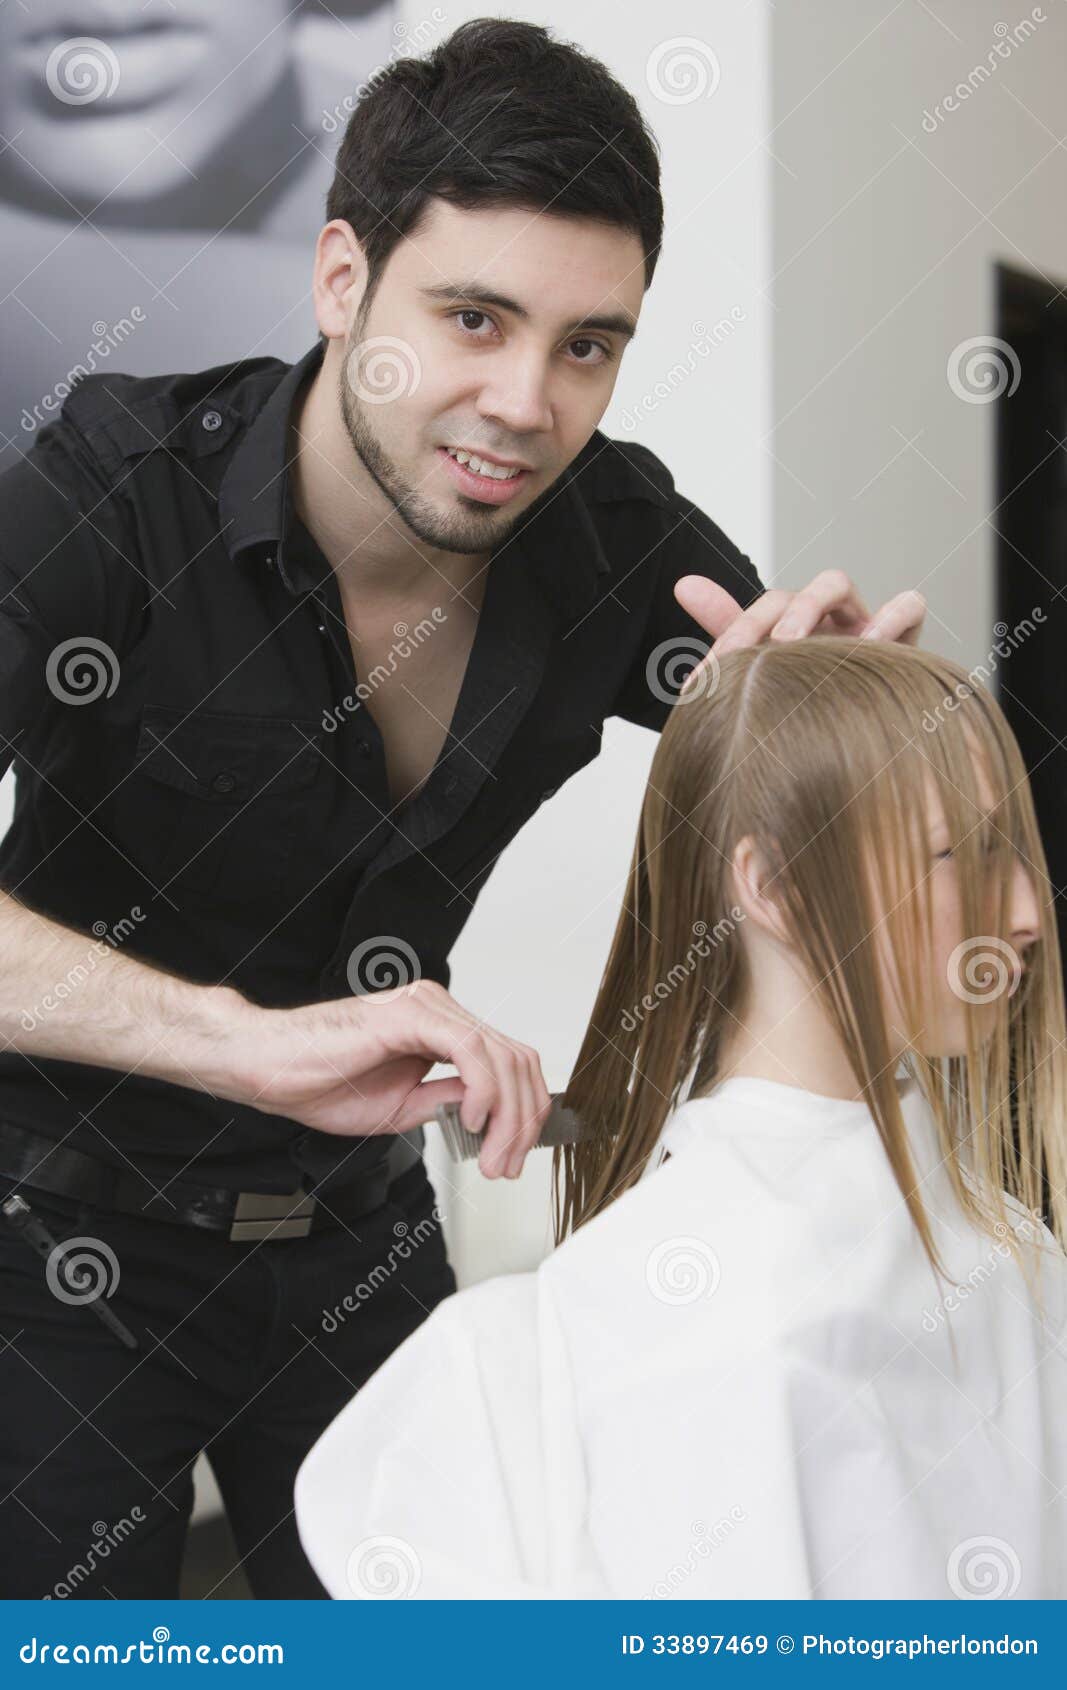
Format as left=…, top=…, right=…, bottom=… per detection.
left=0, top=17, right=924, bottom=1599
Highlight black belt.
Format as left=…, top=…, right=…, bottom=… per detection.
left=0, top=1122, right=425, bottom=1242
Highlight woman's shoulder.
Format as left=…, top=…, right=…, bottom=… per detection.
left=538, top=1133, right=794, bottom=1317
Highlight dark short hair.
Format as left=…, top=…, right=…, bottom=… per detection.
left=325, top=16, right=663, bottom=323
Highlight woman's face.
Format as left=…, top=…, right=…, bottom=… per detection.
left=875, top=758, right=1041, bottom=1061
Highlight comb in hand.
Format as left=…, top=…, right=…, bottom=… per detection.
left=433, top=1093, right=585, bottom=1161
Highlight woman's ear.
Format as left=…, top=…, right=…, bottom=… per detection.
left=730, top=833, right=792, bottom=944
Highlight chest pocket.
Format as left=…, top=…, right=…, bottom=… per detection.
left=129, top=704, right=325, bottom=905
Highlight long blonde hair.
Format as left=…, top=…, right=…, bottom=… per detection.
left=554, top=636, right=1067, bottom=1292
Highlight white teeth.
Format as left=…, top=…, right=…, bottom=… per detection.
left=446, top=447, right=521, bottom=481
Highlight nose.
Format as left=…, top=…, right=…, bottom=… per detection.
left=1008, top=858, right=1041, bottom=973
left=475, top=346, right=554, bottom=437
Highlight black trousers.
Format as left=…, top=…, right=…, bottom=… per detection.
left=0, top=1160, right=456, bottom=1598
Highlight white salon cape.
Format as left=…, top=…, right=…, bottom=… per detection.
left=294, top=1074, right=1067, bottom=1599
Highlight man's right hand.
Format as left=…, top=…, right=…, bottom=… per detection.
left=225, top=979, right=551, bottom=1181
left=0, top=893, right=545, bottom=1181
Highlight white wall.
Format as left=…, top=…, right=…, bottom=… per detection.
left=771, top=0, right=1065, bottom=668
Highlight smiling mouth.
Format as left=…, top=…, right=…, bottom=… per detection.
left=436, top=446, right=534, bottom=506
left=442, top=446, right=530, bottom=480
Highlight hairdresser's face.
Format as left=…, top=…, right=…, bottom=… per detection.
left=0, top=1, right=289, bottom=206
left=879, top=762, right=1041, bottom=1060
left=330, top=200, right=645, bottom=555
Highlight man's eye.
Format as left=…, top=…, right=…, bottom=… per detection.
left=448, top=312, right=613, bottom=365
left=453, top=309, right=492, bottom=334
left=569, top=338, right=613, bottom=365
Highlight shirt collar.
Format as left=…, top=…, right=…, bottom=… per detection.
left=217, top=339, right=325, bottom=589
left=217, top=340, right=612, bottom=619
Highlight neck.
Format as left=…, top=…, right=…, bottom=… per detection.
left=288, top=356, right=488, bottom=610
left=713, top=967, right=893, bottom=1102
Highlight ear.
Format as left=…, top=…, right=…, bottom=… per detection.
left=729, top=833, right=792, bottom=944
left=312, top=220, right=368, bottom=342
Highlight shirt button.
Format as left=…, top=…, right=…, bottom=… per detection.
left=265, top=554, right=275, bottom=572
left=201, top=409, right=223, bottom=432
left=211, top=770, right=236, bottom=794
left=356, top=741, right=372, bottom=759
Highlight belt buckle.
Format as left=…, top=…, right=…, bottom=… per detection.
left=228, top=1185, right=317, bottom=1243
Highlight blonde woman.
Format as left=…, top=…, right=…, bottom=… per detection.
left=295, top=637, right=1067, bottom=1600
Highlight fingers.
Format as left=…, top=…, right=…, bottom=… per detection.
left=681, top=569, right=894, bottom=687
left=384, top=1074, right=466, bottom=1133
left=500, top=1048, right=548, bottom=1180
left=374, top=982, right=551, bottom=1180
left=763, top=570, right=871, bottom=643
left=472, top=1027, right=551, bottom=1181
left=860, top=589, right=927, bottom=646
left=672, top=575, right=743, bottom=642
left=706, top=588, right=794, bottom=658
left=679, top=590, right=791, bottom=694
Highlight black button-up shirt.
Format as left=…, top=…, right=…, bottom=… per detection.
left=0, top=340, right=763, bottom=1193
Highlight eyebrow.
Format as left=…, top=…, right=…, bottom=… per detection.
left=418, top=282, right=638, bottom=341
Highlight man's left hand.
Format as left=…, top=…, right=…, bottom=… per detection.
left=675, top=569, right=926, bottom=695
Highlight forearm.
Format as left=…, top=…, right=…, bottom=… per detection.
left=0, top=890, right=257, bottom=1098
left=0, top=893, right=551, bottom=1160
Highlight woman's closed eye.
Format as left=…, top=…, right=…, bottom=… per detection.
left=935, top=835, right=1006, bottom=862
